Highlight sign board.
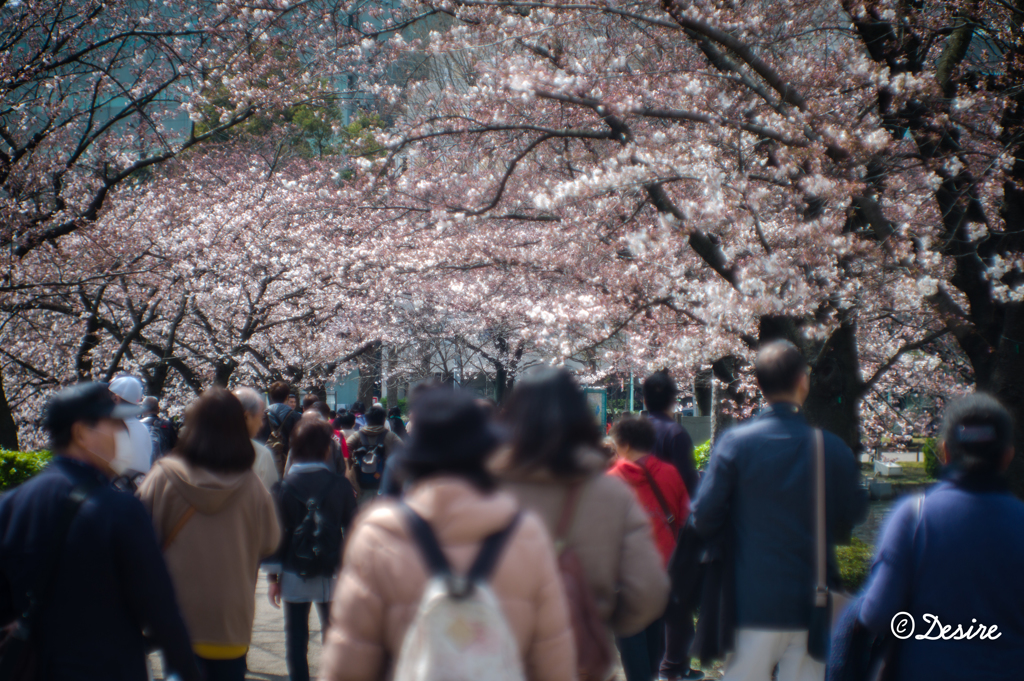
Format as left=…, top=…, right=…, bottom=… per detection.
left=584, top=388, right=608, bottom=429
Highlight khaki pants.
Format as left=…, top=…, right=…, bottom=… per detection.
left=723, top=629, right=824, bottom=681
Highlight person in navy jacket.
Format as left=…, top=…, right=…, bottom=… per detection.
left=856, top=393, right=1024, bottom=680
left=691, top=341, right=867, bottom=681
left=0, top=383, right=200, bottom=681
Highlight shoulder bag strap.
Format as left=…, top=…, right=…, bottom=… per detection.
left=814, top=428, right=828, bottom=607
left=162, top=506, right=196, bottom=552
left=638, top=458, right=678, bottom=533
left=468, top=512, right=522, bottom=584
left=402, top=504, right=451, bottom=577
left=553, top=483, right=583, bottom=552
left=24, top=478, right=99, bottom=632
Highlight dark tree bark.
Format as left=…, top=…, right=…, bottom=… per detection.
left=760, top=316, right=863, bottom=452
left=0, top=371, right=20, bottom=451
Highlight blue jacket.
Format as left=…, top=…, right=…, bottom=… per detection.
left=648, top=412, right=698, bottom=497
left=0, top=457, right=199, bottom=681
left=858, top=470, right=1024, bottom=680
left=690, top=403, right=867, bottom=628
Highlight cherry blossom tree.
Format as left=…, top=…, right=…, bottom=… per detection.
left=336, top=0, right=1021, bottom=487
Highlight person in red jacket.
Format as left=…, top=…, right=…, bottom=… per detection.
left=608, top=415, right=691, bottom=681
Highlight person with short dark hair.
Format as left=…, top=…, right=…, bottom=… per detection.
left=319, top=388, right=576, bottom=681
left=690, top=340, right=866, bottom=681
left=0, top=383, right=201, bottom=681
left=387, top=406, right=407, bottom=439
left=643, top=370, right=698, bottom=497
left=345, top=404, right=403, bottom=503
left=351, top=400, right=367, bottom=428
left=495, top=369, right=669, bottom=681
left=141, top=395, right=179, bottom=462
left=137, top=388, right=281, bottom=681
left=301, top=394, right=320, bottom=413
left=335, top=410, right=357, bottom=439
left=642, top=370, right=702, bottom=680
left=608, top=415, right=690, bottom=681
left=265, top=420, right=357, bottom=681
left=852, top=393, right=1024, bottom=680
left=264, top=382, right=302, bottom=478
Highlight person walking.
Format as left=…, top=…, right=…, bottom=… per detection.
left=345, top=405, right=403, bottom=503
left=234, top=387, right=281, bottom=490
left=608, top=416, right=691, bottom=681
left=109, top=375, right=154, bottom=477
left=265, top=381, right=302, bottom=477
left=386, top=406, right=407, bottom=439
left=691, top=341, right=867, bottom=681
left=264, top=420, right=358, bottom=681
left=848, top=393, right=1024, bottom=680
left=0, top=383, right=200, bottom=681
left=641, top=370, right=702, bottom=681
left=141, top=396, right=178, bottom=461
left=137, top=388, right=281, bottom=681
left=495, top=368, right=670, bottom=681
left=319, top=387, right=576, bottom=681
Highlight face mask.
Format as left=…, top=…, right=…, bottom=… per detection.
left=111, top=429, right=135, bottom=475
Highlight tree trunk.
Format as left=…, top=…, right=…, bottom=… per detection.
left=0, top=370, right=19, bottom=450
left=978, top=306, right=1024, bottom=498
left=759, top=316, right=863, bottom=452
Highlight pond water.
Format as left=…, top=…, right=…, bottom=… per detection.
left=853, top=497, right=898, bottom=546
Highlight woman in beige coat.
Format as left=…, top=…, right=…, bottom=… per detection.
left=319, top=388, right=575, bottom=681
left=495, top=369, right=670, bottom=680
left=138, top=388, right=280, bottom=681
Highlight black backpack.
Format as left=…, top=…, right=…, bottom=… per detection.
left=282, top=479, right=344, bottom=578
left=351, top=432, right=387, bottom=490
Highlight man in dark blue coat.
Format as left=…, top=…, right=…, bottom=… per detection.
left=0, top=383, right=200, bottom=681
left=691, top=341, right=867, bottom=681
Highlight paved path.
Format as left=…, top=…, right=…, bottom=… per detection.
left=151, top=570, right=721, bottom=681
left=151, top=569, right=325, bottom=680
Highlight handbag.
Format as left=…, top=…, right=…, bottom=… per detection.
left=0, top=479, right=98, bottom=681
left=808, top=429, right=852, bottom=662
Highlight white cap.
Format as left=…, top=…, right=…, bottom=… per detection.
left=109, top=376, right=144, bottom=405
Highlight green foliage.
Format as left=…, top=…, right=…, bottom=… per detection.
left=695, top=439, right=712, bottom=470
left=379, top=397, right=408, bottom=414
left=922, top=438, right=942, bottom=479
left=0, top=450, right=52, bottom=492
left=837, top=537, right=875, bottom=592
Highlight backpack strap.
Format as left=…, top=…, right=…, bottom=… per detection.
left=402, top=504, right=452, bottom=577
left=467, top=512, right=521, bottom=584
left=637, top=457, right=679, bottom=533
left=403, top=504, right=522, bottom=593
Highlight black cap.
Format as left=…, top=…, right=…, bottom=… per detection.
left=43, top=382, right=145, bottom=436
left=404, top=388, right=502, bottom=467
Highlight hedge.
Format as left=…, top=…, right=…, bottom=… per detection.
left=695, top=439, right=712, bottom=470
left=837, top=536, right=875, bottom=592
left=0, top=450, right=52, bottom=492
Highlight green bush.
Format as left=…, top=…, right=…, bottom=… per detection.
left=0, top=450, right=52, bottom=492
left=695, top=440, right=712, bottom=470
left=922, top=437, right=942, bottom=479
left=837, top=537, right=875, bottom=592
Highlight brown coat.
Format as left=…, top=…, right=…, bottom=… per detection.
left=137, top=455, right=281, bottom=648
left=494, top=448, right=670, bottom=637
left=318, top=477, right=576, bottom=681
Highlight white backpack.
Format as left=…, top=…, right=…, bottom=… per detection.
left=394, top=506, right=527, bottom=681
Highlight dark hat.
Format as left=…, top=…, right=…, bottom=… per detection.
left=404, top=388, right=503, bottom=467
left=43, top=382, right=145, bottom=435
